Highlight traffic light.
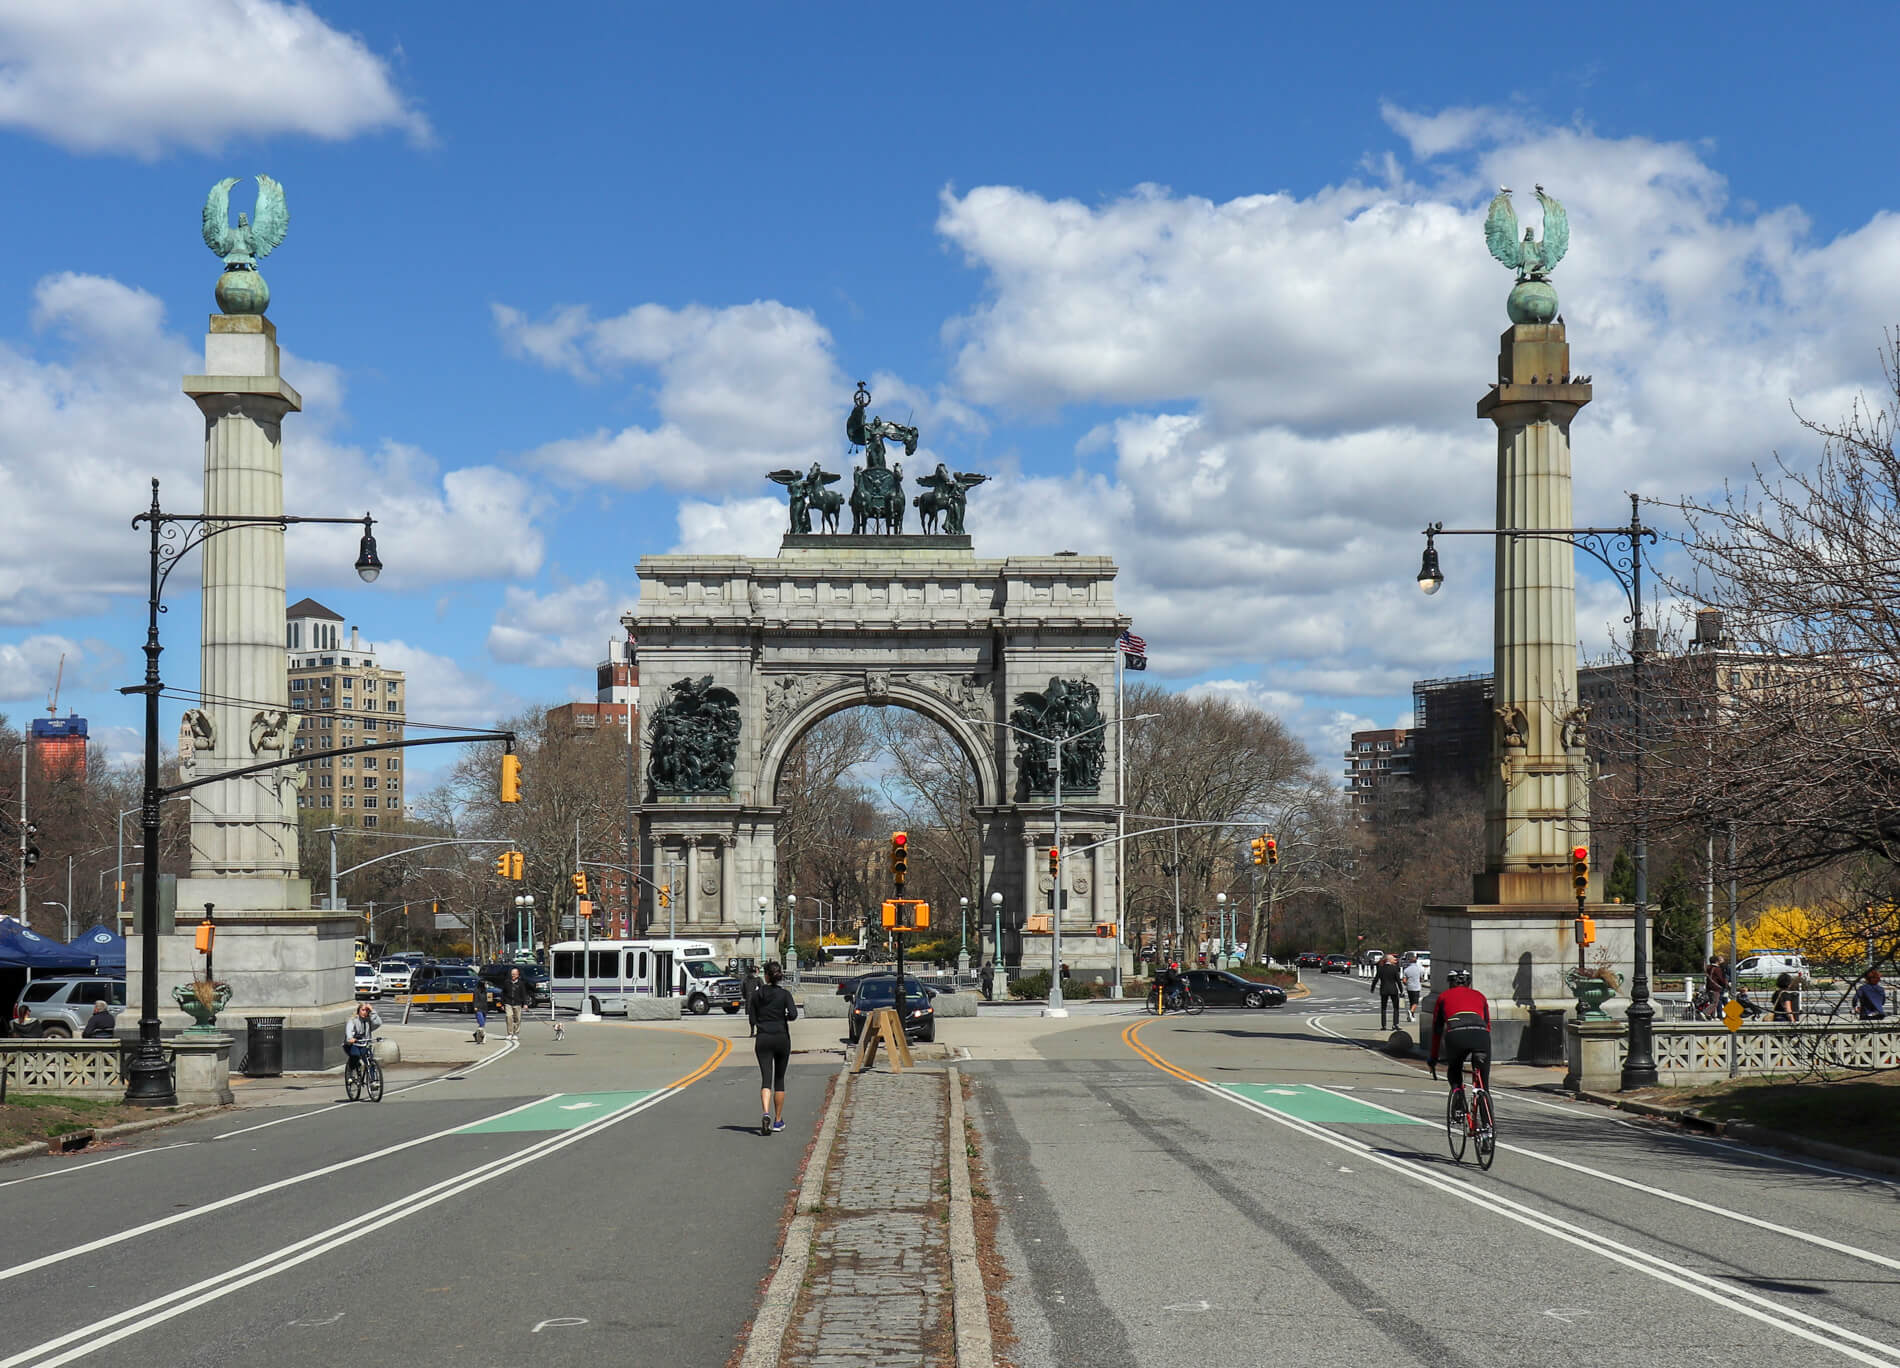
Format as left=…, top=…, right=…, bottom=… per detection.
left=495, top=853, right=511, bottom=879
left=1094, top=923, right=1118, bottom=938
left=1048, top=846, right=1060, bottom=879
left=890, top=831, right=908, bottom=887
left=571, top=872, right=589, bottom=899
left=658, top=886, right=671, bottom=909
left=500, top=751, right=521, bottom=804
left=1250, top=836, right=1266, bottom=865
left=880, top=898, right=930, bottom=930
left=1571, top=844, right=1590, bottom=900
left=1265, top=837, right=1278, bottom=866
left=510, top=851, right=524, bottom=880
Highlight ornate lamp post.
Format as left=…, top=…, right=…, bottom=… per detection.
left=513, top=893, right=534, bottom=960
left=958, top=896, right=969, bottom=978
left=785, top=893, right=797, bottom=981
left=1416, top=492, right=1660, bottom=1088
left=124, top=479, right=379, bottom=1107
left=989, top=891, right=1005, bottom=1000
left=757, top=894, right=769, bottom=965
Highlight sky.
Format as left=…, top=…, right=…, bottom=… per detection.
left=4, top=0, right=1900, bottom=797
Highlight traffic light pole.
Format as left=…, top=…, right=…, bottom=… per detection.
left=576, top=818, right=598, bottom=1022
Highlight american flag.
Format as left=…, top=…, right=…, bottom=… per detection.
left=1118, top=629, right=1147, bottom=670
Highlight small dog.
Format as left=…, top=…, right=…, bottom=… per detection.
left=551, top=1019, right=566, bottom=1041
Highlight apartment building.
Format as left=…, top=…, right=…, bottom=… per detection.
left=286, top=597, right=406, bottom=829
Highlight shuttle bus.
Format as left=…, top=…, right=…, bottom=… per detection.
left=547, top=938, right=743, bottom=1016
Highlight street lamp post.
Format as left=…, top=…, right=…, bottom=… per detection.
left=123, top=479, right=380, bottom=1108
left=513, top=893, right=534, bottom=959
left=43, top=901, right=70, bottom=942
left=784, top=894, right=797, bottom=982
left=757, top=894, right=769, bottom=965
left=989, top=891, right=1005, bottom=1000
left=1215, top=892, right=1227, bottom=967
left=1417, top=491, right=1660, bottom=1089
left=958, top=896, right=969, bottom=979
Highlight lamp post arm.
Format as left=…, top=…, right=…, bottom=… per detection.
left=336, top=836, right=521, bottom=880
left=156, top=730, right=514, bottom=798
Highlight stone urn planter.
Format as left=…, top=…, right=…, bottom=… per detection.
left=173, top=979, right=232, bottom=1033
left=1565, top=967, right=1619, bottom=1021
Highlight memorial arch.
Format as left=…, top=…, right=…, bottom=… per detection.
left=625, top=533, right=1130, bottom=974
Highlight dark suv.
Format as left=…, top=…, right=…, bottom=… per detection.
left=846, top=974, right=935, bottom=1045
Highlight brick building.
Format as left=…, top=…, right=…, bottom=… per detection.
left=285, top=598, right=406, bottom=829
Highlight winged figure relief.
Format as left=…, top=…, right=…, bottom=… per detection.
left=203, top=175, right=290, bottom=269
left=1485, top=184, right=1569, bottom=281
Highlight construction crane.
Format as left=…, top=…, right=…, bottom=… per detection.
left=45, top=653, right=64, bottom=718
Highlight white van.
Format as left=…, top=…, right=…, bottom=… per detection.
left=548, top=938, right=743, bottom=1016
left=1734, top=949, right=1808, bottom=981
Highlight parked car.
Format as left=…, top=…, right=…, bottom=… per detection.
left=11, top=976, right=128, bottom=1038
left=1182, top=970, right=1287, bottom=1009
left=1361, top=948, right=1387, bottom=965
left=1294, top=951, right=1325, bottom=968
left=354, top=963, right=383, bottom=999
left=1735, top=950, right=1808, bottom=980
left=1321, top=954, right=1353, bottom=974
left=846, top=974, right=935, bottom=1045
left=412, top=973, right=502, bottom=1013
left=376, top=960, right=414, bottom=993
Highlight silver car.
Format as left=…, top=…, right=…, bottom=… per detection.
left=13, top=976, right=128, bottom=1038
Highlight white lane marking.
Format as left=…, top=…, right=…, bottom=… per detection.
left=1544, top=1308, right=1595, bottom=1324
left=7, top=1089, right=675, bottom=1368
left=213, top=1037, right=521, bottom=1140
left=556, top=1102, right=600, bottom=1111
left=1192, top=1080, right=1900, bottom=1366
left=0, top=1144, right=193, bottom=1191
left=531, top=1318, right=588, bottom=1333
left=0, top=1092, right=555, bottom=1286
left=287, top=1312, right=344, bottom=1327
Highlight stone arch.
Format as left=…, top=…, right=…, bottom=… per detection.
left=758, top=679, right=1002, bottom=810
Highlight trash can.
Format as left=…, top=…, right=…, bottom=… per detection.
left=1519, top=1007, right=1567, bottom=1067
left=242, top=1016, right=284, bottom=1077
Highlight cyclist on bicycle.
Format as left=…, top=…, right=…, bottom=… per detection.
left=345, top=1001, right=381, bottom=1068
left=1428, top=968, right=1491, bottom=1094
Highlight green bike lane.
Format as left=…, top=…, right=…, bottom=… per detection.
left=0, top=1021, right=827, bottom=1368
left=967, top=1005, right=1900, bottom=1368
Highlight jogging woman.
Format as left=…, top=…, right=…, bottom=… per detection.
left=751, top=962, right=797, bottom=1136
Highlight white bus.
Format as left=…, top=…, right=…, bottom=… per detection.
left=547, top=938, right=744, bottom=1016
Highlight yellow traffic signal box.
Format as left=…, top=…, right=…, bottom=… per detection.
left=880, top=898, right=930, bottom=931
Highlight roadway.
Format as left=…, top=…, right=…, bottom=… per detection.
left=0, top=1021, right=821, bottom=1368
left=969, top=984, right=1900, bottom=1368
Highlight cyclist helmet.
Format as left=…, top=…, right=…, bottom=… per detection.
left=1447, top=968, right=1474, bottom=988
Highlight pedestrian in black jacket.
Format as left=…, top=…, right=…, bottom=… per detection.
left=82, top=1000, right=116, bottom=1038
left=501, top=968, right=532, bottom=1041
left=750, top=962, right=798, bottom=1136
left=741, top=967, right=762, bottom=1037
left=1372, top=954, right=1404, bottom=1030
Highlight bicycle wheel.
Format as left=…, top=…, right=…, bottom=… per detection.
left=1146, top=989, right=1162, bottom=1016
left=1473, top=1087, right=1495, bottom=1170
left=1184, top=992, right=1205, bottom=1016
left=344, top=1058, right=362, bottom=1102
left=366, top=1059, right=384, bottom=1103
left=1445, top=1086, right=1468, bottom=1163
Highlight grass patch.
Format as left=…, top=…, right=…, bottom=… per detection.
left=0, top=1094, right=143, bottom=1152
left=1654, top=1072, right=1900, bottom=1161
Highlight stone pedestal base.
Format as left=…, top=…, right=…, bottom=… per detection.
left=1427, top=901, right=1644, bottom=1059
left=170, top=1034, right=234, bottom=1107
left=1565, top=1019, right=1628, bottom=1092
left=127, top=898, right=359, bottom=1070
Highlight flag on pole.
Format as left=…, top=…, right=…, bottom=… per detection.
left=1118, top=629, right=1148, bottom=671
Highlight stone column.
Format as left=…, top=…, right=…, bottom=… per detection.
left=686, top=841, right=700, bottom=926
left=719, top=835, right=736, bottom=930
left=1474, top=324, right=1593, bottom=906
left=183, top=316, right=302, bottom=879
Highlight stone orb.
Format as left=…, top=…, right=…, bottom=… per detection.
left=215, top=269, right=270, bottom=316
left=1506, top=279, right=1559, bottom=325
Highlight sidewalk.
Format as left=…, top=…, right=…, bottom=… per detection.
left=747, top=1062, right=989, bottom=1368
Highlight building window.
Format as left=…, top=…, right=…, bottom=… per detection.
left=364, top=777, right=377, bottom=790
left=386, top=758, right=399, bottom=772
left=363, top=718, right=378, bottom=731
left=386, top=701, right=399, bottom=713
left=342, top=776, right=354, bottom=789
left=291, top=679, right=305, bottom=692
left=320, top=776, right=332, bottom=789
left=363, top=797, right=378, bottom=809
left=341, top=796, right=354, bottom=809
left=386, top=680, right=398, bottom=694
left=363, top=815, right=377, bottom=828
left=362, top=756, right=377, bottom=770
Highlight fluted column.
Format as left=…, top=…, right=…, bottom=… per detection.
left=183, top=315, right=302, bottom=879
left=1476, top=323, right=1592, bottom=905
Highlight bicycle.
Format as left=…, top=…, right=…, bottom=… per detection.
left=344, top=1039, right=384, bottom=1103
left=1145, top=986, right=1205, bottom=1016
left=1444, top=1060, right=1494, bottom=1170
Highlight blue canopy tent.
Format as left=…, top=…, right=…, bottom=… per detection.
left=70, top=926, right=126, bottom=973
left=0, top=919, right=98, bottom=971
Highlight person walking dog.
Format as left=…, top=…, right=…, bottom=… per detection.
left=501, top=967, right=532, bottom=1041
left=1372, top=954, right=1404, bottom=1030
left=750, top=962, right=798, bottom=1135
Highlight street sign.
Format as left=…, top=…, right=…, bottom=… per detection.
left=434, top=911, right=468, bottom=930
left=1723, top=998, right=1744, bottom=1032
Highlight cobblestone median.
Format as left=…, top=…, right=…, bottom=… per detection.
left=782, top=1069, right=952, bottom=1367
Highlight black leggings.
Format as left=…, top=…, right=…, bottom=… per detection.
left=755, top=1032, right=790, bottom=1090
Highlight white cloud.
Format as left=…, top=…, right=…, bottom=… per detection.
left=494, top=299, right=847, bottom=494
left=487, top=580, right=629, bottom=669
left=0, top=0, right=429, bottom=156
left=0, top=273, right=549, bottom=622
left=376, top=638, right=513, bottom=728
left=0, top=634, right=82, bottom=702
left=925, top=114, right=1900, bottom=759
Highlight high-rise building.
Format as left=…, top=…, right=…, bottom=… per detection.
left=30, top=714, right=88, bottom=782
left=549, top=654, right=639, bottom=933
left=285, top=598, right=406, bottom=830
left=1344, top=727, right=1414, bottom=822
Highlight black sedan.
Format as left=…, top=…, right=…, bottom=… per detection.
left=1183, top=970, right=1288, bottom=1009
left=847, top=974, right=935, bottom=1045
left=1294, top=951, right=1325, bottom=968
left=1321, top=954, right=1354, bottom=974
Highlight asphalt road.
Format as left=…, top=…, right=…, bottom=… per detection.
left=0, top=1023, right=822, bottom=1368
left=969, top=993, right=1900, bottom=1368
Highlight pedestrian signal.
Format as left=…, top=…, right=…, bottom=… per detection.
left=1571, top=844, right=1590, bottom=899
left=880, top=898, right=930, bottom=931
left=1574, top=914, right=1597, bottom=947
left=1094, top=923, right=1118, bottom=939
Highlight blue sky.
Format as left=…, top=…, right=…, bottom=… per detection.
left=5, top=0, right=1900, bottom=793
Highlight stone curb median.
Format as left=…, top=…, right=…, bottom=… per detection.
left=745, top=1061, right=990, bottom=1368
